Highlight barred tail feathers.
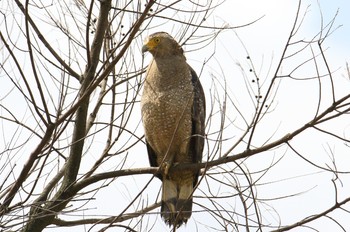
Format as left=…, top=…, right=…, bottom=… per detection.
left=161, top=178, right=193, bottom=227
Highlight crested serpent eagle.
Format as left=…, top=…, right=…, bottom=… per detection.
left=141, top=32, right=206, bottom=228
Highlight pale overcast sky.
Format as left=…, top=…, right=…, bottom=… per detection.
left=1, top=0, right=349, bottom=231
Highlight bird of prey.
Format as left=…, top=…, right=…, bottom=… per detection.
left=141, top=32, right=206, bottom=227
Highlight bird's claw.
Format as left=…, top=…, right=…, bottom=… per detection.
left=163, top=162, right=171, bottom=176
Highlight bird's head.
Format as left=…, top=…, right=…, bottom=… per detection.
left=142, top=32, right=184, bottom=57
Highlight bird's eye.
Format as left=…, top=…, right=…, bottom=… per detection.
left=154, top=38, right=160, bottom=43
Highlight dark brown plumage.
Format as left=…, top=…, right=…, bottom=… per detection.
left=141, top=32, right=206, bottom=228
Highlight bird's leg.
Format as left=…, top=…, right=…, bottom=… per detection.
left=163, top=153, right=175, bottom=177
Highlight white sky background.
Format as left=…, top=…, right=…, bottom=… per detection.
left=205, top=0, right=350, bottom=231
left=1, top=0, right=350, bottom=231
left=207, top=0, right=350, bottom=231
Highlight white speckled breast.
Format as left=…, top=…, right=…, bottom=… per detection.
left=141, top=57, right=194, bottom=164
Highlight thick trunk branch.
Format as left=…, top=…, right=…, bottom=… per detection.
left=22, top=1, right=112, bottom=231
